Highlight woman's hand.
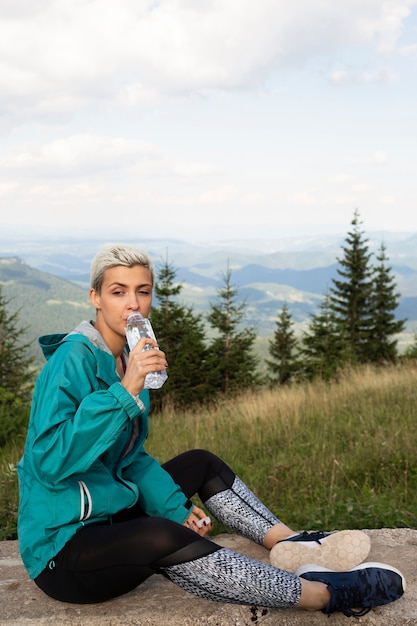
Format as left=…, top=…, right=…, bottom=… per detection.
left=121, top=338, right=168, bottom=396
left=183, top=506, right=213, bottom=537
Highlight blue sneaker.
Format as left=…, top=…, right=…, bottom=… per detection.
left=270, top=529, right=370, bottom=572
left=296, top=561, right=406, bottom=617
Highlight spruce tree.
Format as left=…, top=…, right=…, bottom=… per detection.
left=266, top=303, right=299, bottom=385
left=0, top=286, right=35, bottom=446
left=329, top=210, right=374, bottom=363
left=0, top=287, right=35, bottom=402
left=367, top=243, right=406, bottom=363
left=206, top=263, right=258, bottom=395
left=150, top=257, right=208, bottom=409
left=300, top=294, right=350, bottom=380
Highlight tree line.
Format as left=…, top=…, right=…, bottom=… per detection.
left=269, top=210, right=409, bottom=384
left=0, top=210, right=415, bottom=423
left=151, top=209, right=415, bottom=406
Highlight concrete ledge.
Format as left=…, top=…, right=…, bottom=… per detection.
left=0, top=529, right=415, bottom=625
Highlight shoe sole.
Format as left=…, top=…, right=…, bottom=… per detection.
left=294, top=560, right=406, bottom=589
left=270, top=530, right=371, bottom=573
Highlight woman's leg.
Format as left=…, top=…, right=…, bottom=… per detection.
left=158, top=547, right=303, bottom=609
left=162, top=449, right=289, bottom=547
left=163, top=449, right=371, bottom=571
left=34, top=514, right=304, bottom=609
left=34, top=516, right=218, bottom=603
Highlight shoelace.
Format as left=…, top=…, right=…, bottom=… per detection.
left=329, top=585, right=372, bottom=617
left=300, top=530, right=327, bottom=544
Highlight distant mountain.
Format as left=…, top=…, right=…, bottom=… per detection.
left=1, top=258, right=415, bottom=369
left=1, top=231, right=417, bottom=366
left=0, top=257, right=94, bottom=364
left=3, top=230, right=417, bottom=277
left=396, top=296, right=417, bottom=322
left=232, top=263, right=339, bottom=293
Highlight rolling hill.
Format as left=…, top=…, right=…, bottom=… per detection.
left=1, top=232, right=417, bottom=367
left=0, top=257, right=94, bottom=364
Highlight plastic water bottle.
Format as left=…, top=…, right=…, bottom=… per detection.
left=125, top=312, right=168, bottom=389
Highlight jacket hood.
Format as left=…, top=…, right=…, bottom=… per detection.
left=38, top=321, right=113, bottom=361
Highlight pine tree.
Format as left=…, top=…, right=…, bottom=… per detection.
left=266, top=303, right=299, bottom=385
left=150, top=257, right=208, bottom=409
left=0, top=286, right=35, bottom=446
left=0, top=287, right=35, bottom=402
left=367, top=243, right=406, bottom=363
left=300, top=294, right=350, bottom=380
left=206, top=263, right=259, bottom=395
left=329, top=210, right=374, bottom=363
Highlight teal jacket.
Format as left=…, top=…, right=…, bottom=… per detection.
left=17, top=321, right=190, bottom=580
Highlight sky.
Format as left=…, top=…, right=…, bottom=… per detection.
left=1, top=0, right=417, bottom=242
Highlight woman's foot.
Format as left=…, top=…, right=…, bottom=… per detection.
left=296, top=561, right=405, bottom=616
left=270, top=529, right=371, bottom=572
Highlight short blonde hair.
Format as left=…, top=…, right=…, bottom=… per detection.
left=90, top=243, right=155, bottom=293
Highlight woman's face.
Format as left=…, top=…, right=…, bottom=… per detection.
left=89, top=264, right=153, bottom=349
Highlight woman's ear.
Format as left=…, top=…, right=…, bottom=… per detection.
left=89, top=288, right=100, bottom=310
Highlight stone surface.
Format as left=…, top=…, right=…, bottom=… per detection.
left=0, top=529, right=415, bottom=625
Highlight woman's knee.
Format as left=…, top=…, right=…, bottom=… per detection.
left=162, top=449, right=235, bottom=501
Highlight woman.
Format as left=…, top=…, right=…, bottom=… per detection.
left=17, top=243, right=405, bottom=617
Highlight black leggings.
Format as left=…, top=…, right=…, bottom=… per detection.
left=35, top=449, right=235, bottom=603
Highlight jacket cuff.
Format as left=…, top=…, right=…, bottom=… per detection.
left=127, top=392, right=146, bottom=413
left=109, top=382, right=145, bottom=418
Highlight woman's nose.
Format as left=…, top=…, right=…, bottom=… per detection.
left=128, top=295, right=140, bottom=310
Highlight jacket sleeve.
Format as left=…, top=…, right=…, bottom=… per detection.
left=27, top=340, right=142, bottom=482
left=124, top=448, right=191, bottom=524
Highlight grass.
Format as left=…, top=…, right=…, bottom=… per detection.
left=0, top=439, right=24, bottom=540
left=145, top=361, right=417, bottom=534
left=1, top=361, right=417, bottom=540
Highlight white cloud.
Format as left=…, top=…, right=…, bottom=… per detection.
left=0, top=0, right=415, bottom=125
left=0, top=133, right=216, bottom=180
left=329, top=66, right=397, bottom=85
left=379, top=194, right=396, bottom=204
left=329, top=174, right=355, bottom=184
left=352, top=183, right=374, bottom=192
left=288, top=192, right=318, bottom=205
left=400, top=42, right=417, bottom=56
left=0, top=181, right=19, bottom=195
left=0, top=134, right=152, bottom=175
left=347, top=150, right=390, bottom=165
left=0, top=2, right=416, bottom=238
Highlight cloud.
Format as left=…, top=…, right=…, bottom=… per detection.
left=0, top=1, right=416, bottom=238
left=0, top=134, right=157, bottom=176
left=379, top=194, right=396, bottom=204
left=288, top=191, right=318, bottom=205
left=0, top=181, right=19, bottom=195
left=0, top=0, right=415, bottom=125
left=400, top=43, right=417, bottom=57
left=329, top=174, right=355, bottom=184
left=347, top=150, right=390, bottom=165
left=0, top=133, right=216, bottom=179
left=329, top=66, right=397, bottom=85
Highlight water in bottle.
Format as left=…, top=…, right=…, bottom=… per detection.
left=125, top=312, right=168, bottom=389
